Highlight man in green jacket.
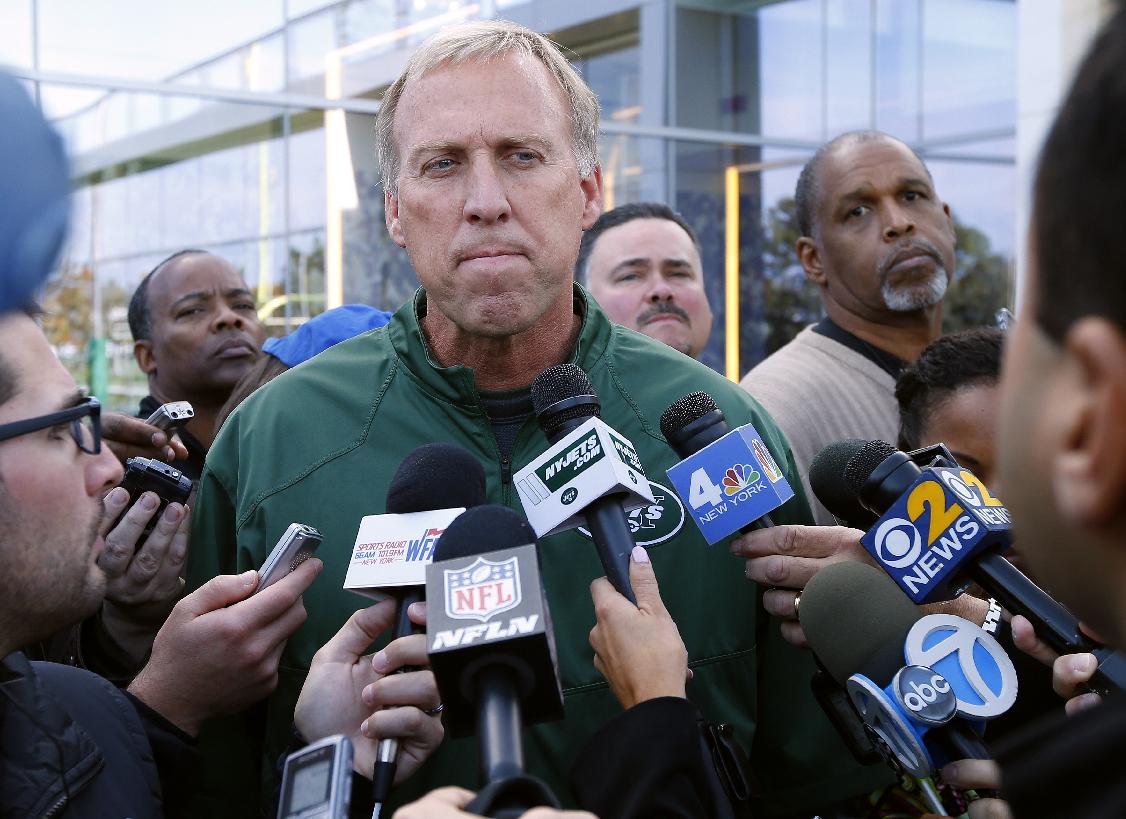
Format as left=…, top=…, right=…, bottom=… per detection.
left=185, top=19, right=888, bottom=817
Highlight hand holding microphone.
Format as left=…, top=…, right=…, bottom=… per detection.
left=812, top=437, right=1126, bottom=696
left=293, top=598, right=443, bottom=787
left=729, top=524, right=873, bottom=647
left=588, top=546, right=689, bottom=709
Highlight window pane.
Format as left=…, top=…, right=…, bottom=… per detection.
left=0, top=0, right=33, bottom=68
left=36, top=0, right=284, bottom=83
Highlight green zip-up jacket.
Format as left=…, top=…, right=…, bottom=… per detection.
left=185, top=286, right=889, bottom=816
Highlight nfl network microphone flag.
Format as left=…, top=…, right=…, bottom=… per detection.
left=860, top=466, right=1011, bottom=603
left=665, top=422, right=794, bottom=544
left=426, top=543, right=564, bottom=738
left=513, top=416, right=654, bottom=538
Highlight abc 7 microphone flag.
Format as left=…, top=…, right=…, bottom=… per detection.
left=847, top=613, right=1018, bottom=778
left=861, top=466, right=1011, bottom=603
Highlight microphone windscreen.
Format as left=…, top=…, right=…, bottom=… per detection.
left=531, top=364, right=600, bottom=439
left=433, top=504, right=538, bottom=562
left=658, top=391, right=718, bottom=442
left=530, top=364, right=594, bottom=412
left=385, top=443, right=486, bottom=514
left=810, top=440, right=875, bottom=526
left=843, top=439, right=899, bottom=497
left=799, top=561, right=922, bottom=686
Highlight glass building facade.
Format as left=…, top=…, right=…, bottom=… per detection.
left=2, top=0, right=1016, bottom=410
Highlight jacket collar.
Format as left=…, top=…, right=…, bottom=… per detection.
left=386, top=283, right=612, bottom=406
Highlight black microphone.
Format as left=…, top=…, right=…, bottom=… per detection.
left=425, top=505, right=564, bottom=817
left=818, top=438, right=1126, bottom=697
left=809, top=439, right=880, bottom=530
left=371, top=443, right=486, bottom=814
left=530, top=364, right=637, bottom=604
left=659, top=391, right=776, bottom=531
left=800, top=562, right=998, bottom=784
left=384, top=443, right=487, bottom=637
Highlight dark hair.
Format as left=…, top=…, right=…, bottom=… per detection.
left=127, top=249, right=207, bottom=341
left=794, top=131, right=934, bottom=238
left=895, top=327, right=1004, bottom=450
left=575, top=202, right=699, bottom=283
left=214, top=352, right=290, bottom=433
left=1033, top=9, right=1126, bottom=341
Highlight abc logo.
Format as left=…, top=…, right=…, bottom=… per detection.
left=894, top=665, right=956, bottom=725
left=560, top=487, right=578, bottom=505
left=872, top=517, right=922, bottom=569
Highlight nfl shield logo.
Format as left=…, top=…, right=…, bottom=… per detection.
left=444, top=556, right=522, bottom=622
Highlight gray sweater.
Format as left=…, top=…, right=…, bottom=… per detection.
left=740, top=326, right=899, bottom=525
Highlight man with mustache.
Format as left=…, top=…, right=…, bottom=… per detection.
left=577, top=202, right=714, bottom=360
left=128, top=249, right=267, bottom=482
left=741, top=131, right=957, bottom=525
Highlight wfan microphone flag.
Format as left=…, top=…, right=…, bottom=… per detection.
left=513, top=416, right=654, bottom=538
left=860, top=465, right=1011, bottom=603
left=343, top=508, right=464, bottom=599
left=665, top=420, right=793, bottom=544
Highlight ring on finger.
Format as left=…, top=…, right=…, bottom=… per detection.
left=424, top=703, right=444, bottom=716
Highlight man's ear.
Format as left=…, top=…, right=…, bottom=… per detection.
left=579, top=165, right=603, bottom=231
left=1054, top=317, right=1126, bottom=527
left=134, top=339, right=156, bottom=376
left=942, top=200, right=956, bottom=242
left=796, top=236, right=826, bottom=287
left=386, top=190, right=406, bottom=248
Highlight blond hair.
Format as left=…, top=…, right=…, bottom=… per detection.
left=374, top=20, right=600, bottom=194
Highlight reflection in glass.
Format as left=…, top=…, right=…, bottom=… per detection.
left=36, top=0, right=284, bottom=82
left=0, top=0, right=33, bottom=68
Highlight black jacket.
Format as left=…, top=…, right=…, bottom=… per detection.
left=0, top=652, right=196, bottom=818
left=570, top=697, right=748, bottom=819
left=997, top=692, right=1126, bottom=818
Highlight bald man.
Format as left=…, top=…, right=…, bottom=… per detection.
left=127, top=250, right=266, bottom=480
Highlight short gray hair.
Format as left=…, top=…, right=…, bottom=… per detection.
left=375, top=20, right=600, bottom=194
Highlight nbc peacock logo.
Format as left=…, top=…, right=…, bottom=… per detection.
left=722, top=464, right=761, bottom=496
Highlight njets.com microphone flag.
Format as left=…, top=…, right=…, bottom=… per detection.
left=513, top=416, right=654, bottom=538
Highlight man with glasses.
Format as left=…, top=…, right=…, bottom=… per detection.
left=0, top=310, right=323, bottom=817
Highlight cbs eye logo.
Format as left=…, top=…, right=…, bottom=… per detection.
left=872, top=516, right=923, bottom=568
left=872, top=478, right=967, bottom=566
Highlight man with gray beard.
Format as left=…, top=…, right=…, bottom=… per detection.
left=741, top=131, right=956, bottom=524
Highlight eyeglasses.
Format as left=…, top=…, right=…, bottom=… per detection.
left=0, top=396, right=102, bottom=454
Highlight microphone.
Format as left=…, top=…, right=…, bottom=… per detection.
left=369, top=444, right=487, bottom=817
left=425, top=505, right=564, bottom=816
left=515, top=364, right=653, bottom=604
left=808, top=440, right=880, bottom=530
left=817, top=438, right=1126, bottom=697
left=800, top=562, right=1014, bottom=787
left=658, top=391, right=794, bottom=544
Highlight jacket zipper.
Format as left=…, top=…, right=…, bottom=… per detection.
left=500, top=455, right=511, bottom=484
left=43, top=794, right=67, bottom=819
left=41, top=753, right=103, bottom=818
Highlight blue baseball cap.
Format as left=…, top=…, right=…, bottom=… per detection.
left=0, top=72, right=70, bottom=313
left=263, top=303, right=393, bottom=367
